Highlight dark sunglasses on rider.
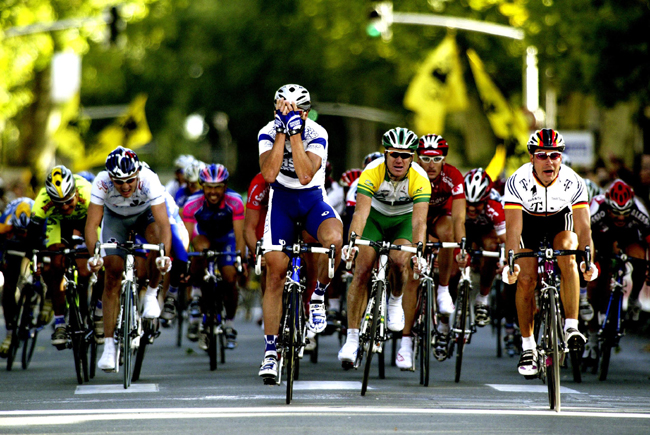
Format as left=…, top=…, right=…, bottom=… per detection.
left=609, top=208, right=631, bottom=217
left=112, top=176, right=138, bottom=186
left=53, top=195, right=76, bottom=206
left=418, top=155, right=445, bottom=164
left=387, top=151, right=414, bottom=160
left=534, top=151, right=562, bottom=161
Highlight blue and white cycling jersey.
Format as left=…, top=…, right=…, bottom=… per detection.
left=257, top=118, right=328, bottom=190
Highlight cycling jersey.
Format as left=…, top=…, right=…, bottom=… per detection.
left=182, top=189, right=245, bottom=241
left=590, top=194, right=650, bottom=249
left=426, top=163, right=465, bottom=218
left=466, top=198, right=506, bottom=237
left=91, top=166, right=166, bottom=216
left=164, top=191, right=189, bottom=262
left=345, top=178, right=360, bottom=207
left=0, top=197, right=34, bottom=235
left=174, top=186, right=202, bottom=209
left=357, top=158, right=431, bottom=216
left=246, top=172, right=270, bottom=240
left=258, top=118, right=328, bottom=190
left=326, top=180, right=345, bottom=215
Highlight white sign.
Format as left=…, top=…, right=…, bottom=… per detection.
left=561, top=130, right=595, bottom=168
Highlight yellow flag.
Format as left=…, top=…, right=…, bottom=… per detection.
left=53, top=93, right=86, bottom=162
left=404, top=34, right=468, bottom=135
left=485, top=144, right=506, bottom=181
left=73, top=94, right=152, bottom=172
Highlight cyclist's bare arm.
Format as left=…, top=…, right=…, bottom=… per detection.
left=348, top=193, right=372, bottom=242
left=451, top=197, right=467, bottom=266
left=85, top=203, right=104, bottom=264
left=243, top=207, right=261, bottom=257
left=150, top=202, right=172, bottom=254
left=573, top=206, right=596, bottom=279
left=412, top=202, right=428, bottom=245
left=233, top=218, right=246, bottom=266
left=504, top=208, right=523, bottom=282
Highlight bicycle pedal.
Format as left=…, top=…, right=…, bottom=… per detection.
left=262, top=377, right=277, bottom=386
left=523, top=374, right=537, bottom=380
left=102, top=368, right=117, bottom=373
left=341, top=361, right=354, bottom=370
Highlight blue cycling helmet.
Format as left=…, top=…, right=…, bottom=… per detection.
left=10, top=201, right=32, bottom=230
left=199, top=163, right=229, bottom=184
left=105, top=146, right=141, bottom=178
left=76, top=171, right=96, bottom=183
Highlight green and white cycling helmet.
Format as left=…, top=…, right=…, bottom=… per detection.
left=382, top=127, right=419, bottom=151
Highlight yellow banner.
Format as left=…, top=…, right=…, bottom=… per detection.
left=404, top=34, right=468, bottom=135
left=73, top=94, right=152, bottom=172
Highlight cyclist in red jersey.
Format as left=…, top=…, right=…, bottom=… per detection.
left=407, top=134, right=467, bottom=362
left=463, top=168, right=506, bottom=325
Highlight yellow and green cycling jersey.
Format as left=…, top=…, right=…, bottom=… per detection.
left=357, top=158, right=431, bottom=216
left=31, top=174, right=92, bottom=247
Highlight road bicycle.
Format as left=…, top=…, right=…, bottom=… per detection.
left=4, top=249, right=45, bottom=371
left=93, top=237, right=165, bottom=389
left=255, top=238, right=335, bottom=404
left=344, top=232, right=421, bottom=396
left=187, top=249, right=242, bottom=371
left=508, top=244, right=590, bottom=412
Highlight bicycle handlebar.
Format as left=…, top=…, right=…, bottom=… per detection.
left=254, top=240, right=336, bottom=279
left=507, top=246, right=591, bottom=275
left=187, top=250, right=243, bottom=274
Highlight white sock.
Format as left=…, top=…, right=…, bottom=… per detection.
left=438, top=285, right=450, bottom=297
left=103, top=339, right=115, bottom=354
left=475, top=293, right=489, bottom=305
left=564, top=318, right=578, bottom=331
left=146, top=286, right=158, bottom=297
left=521, top=336, right=536, bottom=351
left=191, top=286, right=202, bottom=299
left=389, top=294, right=403, bottom=304
left=400, top=336, right=413, bottom=351
left=438, top=322, right=449, bottom=335
left=346, top=329, right=359, bottom=345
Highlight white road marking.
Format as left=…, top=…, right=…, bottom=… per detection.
left=290, top=381, right=368, bottom=390
left=486, top=384, right=583, bottom=394
left=74, top=384, right=159, bottom=394
left=1, top=406, right=650, bottom=426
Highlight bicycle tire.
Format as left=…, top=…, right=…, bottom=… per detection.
left=219, top=319, right=227, bottom=365
left=122, top=281, right=134, bottom=389
left=69, top=301, right=87, bottom=385
left=176, top=289, right=185, bottom=348
left=21, top=328, right=38, bottom=370
left=423, top=279, right=432, bottom=387
left=89, top=339, right=97, bottom=379
left=362, top=280, right=383, bottom=396
left=133, top=318, right=154, bottom=381
left=492, top=281, right=503, bottom=358
left=454, top=280, right=470, bottom=383
left=286, top=284, right=298, bottom=404
left=547, top=289, right=561, bottom=411
left=208, top=313, right=218, bottom=371
left=7, top=292, right=28, bottom=371
left=21, top=287, right=39, bottom=370
left=598, top=291, right=620, bottom=382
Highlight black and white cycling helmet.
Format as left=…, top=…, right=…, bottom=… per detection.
left=45, top=165, right=76, bottom=203
left=527, top=128, right=566, bottom=154
left=274, top=84, right=311, bottom=111
left=464, top=168, right=492, bottom=203
left=105, top=146, right=141, bottom=178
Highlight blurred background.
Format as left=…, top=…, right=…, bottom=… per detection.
left=1, top=0, right=649, bottom=199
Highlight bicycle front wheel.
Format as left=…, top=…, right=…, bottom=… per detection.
left=454, top=280, right=470, bottom=383
left=21, top=287, right=40, bottom=370
left=69, top=299, right=88, bottom=385
left=122, top=281, right=136, bottom=389
left=362, top=280, right=383, bottom=396
left=285, top=284, right=299, bottom=404
left=546, top=290, right=561, bottom=411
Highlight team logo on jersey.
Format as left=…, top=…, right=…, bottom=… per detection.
left=530, top=185, right=537, bottom=197
left=452, top=184, right=463, bottom=195
left=321, top=211, right=330, bottom=217
left=520, top=178, right=529, bottom=191
left=563, top=179, right=573, bottom=191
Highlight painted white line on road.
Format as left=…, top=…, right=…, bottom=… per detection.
left=486, top=384, right=583, bottom=394
left=290, top=381, right=368, bottom=390
left=75, top=384, right=159, bottom=394
left=2, top=406, right=650, bottom=426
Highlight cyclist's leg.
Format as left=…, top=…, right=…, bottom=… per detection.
left=515, top=254, right=538, bottom=375
left=554, top=230, right=586, bottom=348
left=214, top=231, right=240, bottom=349
left=161, top=222, right=189, bottom=321
left=0, top=253, right=22, bottom=358
left=430, top=214, right=456, bottom=315
left=392, top=239, right=417, bottom=369
left=141, top=211, right=167, bottom=318
left=625, top=242, right=648, bottom=322
left=475, top=231, right=501, bottom=326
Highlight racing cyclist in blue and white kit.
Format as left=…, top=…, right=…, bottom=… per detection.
left=257, top=84, right=343, bottom=381
left=502, top=129, right=597, bottom=377
left=85, top=147, right=172, bottom=371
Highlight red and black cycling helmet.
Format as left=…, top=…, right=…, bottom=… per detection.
left=527, top=128, right=566, bottom=154
left=340, top=168, right=362, bottom=187
left=464, top=168, right=493, bottom=203
left=605, top=179, right=634, bottom=215
left=417, top=134, right=449, bottom=156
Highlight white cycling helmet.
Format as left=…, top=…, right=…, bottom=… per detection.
left=274, top=84, right=311, bottom=111
left=183, top=160, right=206, bottom=183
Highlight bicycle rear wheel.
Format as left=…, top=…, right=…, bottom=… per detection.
left=21, top=286, right=40, bottom=370
left=362, top=280, right=383, bottom=396
left=69, top=300, right=88, bottom=384
left=8, top=290, right=30, bottom=371
left=546, top=290, right=561, bottom=411
left=132, top=319, right=155, bottom=381
left=454, top=280, right=470, bottom=383
left=598, top=292, right=620, bottom=382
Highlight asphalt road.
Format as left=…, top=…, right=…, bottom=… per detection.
left=1, top=308, right=650, bottom=434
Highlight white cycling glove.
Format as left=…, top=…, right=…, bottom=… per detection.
left=0, top=271, right=4, bottom=288
left=87, top=256, right=104, bottom=272
left=156, top=256, right=172, bottom=274
left=580, top=261, right=599, bottom=282
left=412, top=255, right=428, bottom=275
left=501, top=264, right=520, bottom=284
left=341, top=244, right=358, bottom=263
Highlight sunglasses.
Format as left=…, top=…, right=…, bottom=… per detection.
left=534, top=151, right=562, bottom=161
left=53, top=195, right=75, bottom=206
left=419, top=155, right=444, bottom=164
left=112, top=176, right=138, bottom=186
left=467, top=201, right=485, bottom=208
left=609, top=208, right=631, bottom=217
left=387, top=151, right=413, bottom=160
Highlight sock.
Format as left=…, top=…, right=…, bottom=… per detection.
left=438, top=285, right=450, bottom=297
left=438, top=322, right=449, bottom=335
left=146, top=286, right=158, bottom=297
left=191, top=286, right=202, bottom=299
left=521, top=335, right=536, bottom=351
left=580, top=286, right=588, bottom=298
left=400, top=335, right=413, bottom=351
left=475, top=293, right=489, bottom=305
left=264, top=335, right=277, bottom=356
left=389, top=293, right=403, bottom=304
left=168, top=285, right=179, bottom=299
left=94, top=300, right=103, bottom=318
left=312, top=281, right=328, bottom=301
left=103, top=338, right=115, bottom=354
left=564, top=318, right=578, bottom=331
left=54, top=315, right=65, bottom=326
left=346, top=328, right=359, bottom=345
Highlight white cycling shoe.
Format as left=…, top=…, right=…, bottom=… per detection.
left=338, top=341, right=359, bottom=363
left=142, top=293, right=161, bottom=319
left=307, top=301, right=327, bottom=333
left=387, top=298, right=405, bottom=332
left=98, top=340, right=116, bottom=371
left=437, top=292, right=455, bottom=315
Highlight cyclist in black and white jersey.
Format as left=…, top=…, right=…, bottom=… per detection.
left=502, top=128, right=597, bottom=377
left=85, top=147, right=172, bottom=371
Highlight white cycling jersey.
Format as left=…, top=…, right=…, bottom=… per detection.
left=503, top=163, right=588, bottom=216
left=257, top=118, right=328, bottom=190
left=91, top=166, right=166, bottom=217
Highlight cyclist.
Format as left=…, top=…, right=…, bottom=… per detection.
left=182, top=163, right=244, bottom=350
left=0, top=197, right=36, bottom=358
left=463, top=168, right=506, bottom=326
left=414, top=134, right=467, bottom=362
left=502, top=128, right=597, bottom=377
left=257, top=84, right=343, bottom=381
left=174, top=159, right=205, bottom=209
left=76, top=171, right=96, bottom=184
left=28, top=166, right=94, bottom=348
left=338, top=127, right=431, bottom=370
left=166, top=154, right=195, bottom=198
left=85, top=146, right=172, bottom=371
